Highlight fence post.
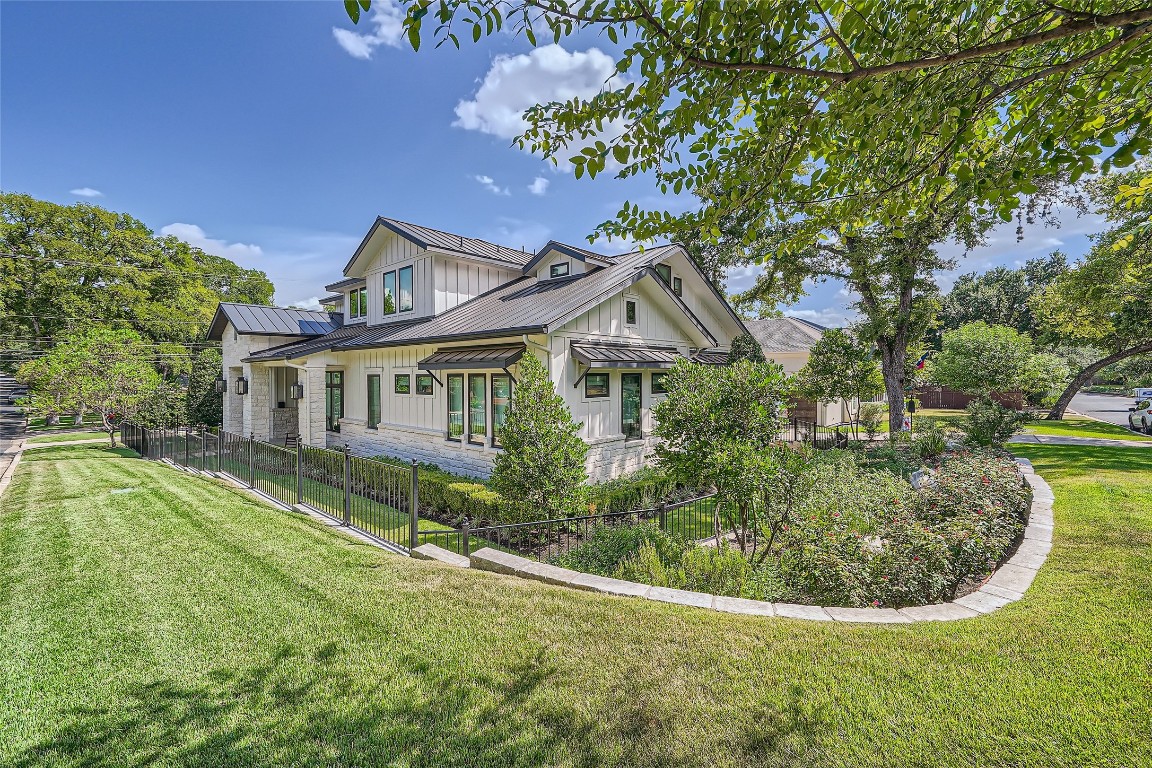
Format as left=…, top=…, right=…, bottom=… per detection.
left=461, top=516, right=470, bottom=558
left=342, top=444, right=351, bottom=526
left=200, top=425, right=206, bottom=469
left=296, top=440, right=303, bottom=505
left=409, top=459, right=419, bottom=551
left=658, top=502, right=667, bottom=531
left=248, top=432, right=255, bottom=488
left=216, top=429, right=222, bottom=472
left=183, top=427, right=189, bottom=467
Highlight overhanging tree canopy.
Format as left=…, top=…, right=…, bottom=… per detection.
left=356, top=1, right=1152, bottom=252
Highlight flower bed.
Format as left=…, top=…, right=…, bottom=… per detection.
left=549, top=448, right=1031, bottom=609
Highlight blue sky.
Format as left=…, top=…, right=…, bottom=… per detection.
left=1, top=1, right=1101, bottom=322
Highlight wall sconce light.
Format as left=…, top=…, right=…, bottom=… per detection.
left=235, top=376, right=249, bottom=395
left=289, top=382, right=304, bottom=400
left=214, top=377, right=227, bottom=395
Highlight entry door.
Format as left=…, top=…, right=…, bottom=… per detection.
left=325, top=371, right=343, bottom=432
left=621, top=372, right=642, bottom=440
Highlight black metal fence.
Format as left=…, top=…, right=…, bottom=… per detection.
left=120, top=423, right=418, bottom=552
left=414, top=492, right=718, bottom=560
left=784, top=418, right=851, bottom=449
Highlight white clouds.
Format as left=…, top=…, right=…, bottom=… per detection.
left=291, top=296, right=324, bottom=311
left=527, top=176, right=550, bottom=196
left=472, top=174, right=511, bottom=196
left=331, top=2, right=404, bottom=60
left=159, top=223, right=264, bottom=261
left=70, top=187, right=103, bottom=197
left=454, top=45, right=628, bottom=168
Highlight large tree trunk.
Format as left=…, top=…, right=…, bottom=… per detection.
left=1047, top=341, right=1152, bottom=419
left=878, top=342, right=909, bottom=435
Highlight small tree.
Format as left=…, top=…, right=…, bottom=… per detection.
left=726, top=332, right=766, bottom=364
left=796, top=328, right=884, bottom=439
left=490, top=352, right=588, bottom=522
left=17, top=327, right=161, bottom=447
left=932, top=322, right=1035, bottom=398
left=652, top=359, right=793, bottom=556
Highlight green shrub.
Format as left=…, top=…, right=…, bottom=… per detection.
left=960, top=398, right=1031, bottom=447
left=615, top=541, right=753, bottom=597
left=911, top=418, right=951, bottom=461
left=583, top=467, right=682, bottom=514
left=549, top=523, right=685, bottom=577
left=375, top=457, right=504, bottom=525
left=858, top=402, right=887, bottom=440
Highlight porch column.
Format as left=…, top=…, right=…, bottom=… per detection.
left=243, top=363, right=272, bottom=441
left=223, top=365, right=244, bottom=434
left=297, top=363, right=327, bottom=448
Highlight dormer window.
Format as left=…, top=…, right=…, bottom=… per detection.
left=550, top=261, right=570, bottom=279
left=348, top=286, right=367, bottom=319
left=383, top=271, right=396, bottom=314
left=672, top=276, right=683, bottom=297
left=655, top=264, right=672, bottom=285
left=398, top=266, right=413, bottom=312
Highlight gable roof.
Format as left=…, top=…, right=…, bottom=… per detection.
left=206, top=303, right=343, bottom=341
left=334, top=244, right=711, bottom=351
left=343, top=216, right=535, bottom=277
left=519, top=240, right=617, bottom=273
left=744, top=316, right=828, bottom=353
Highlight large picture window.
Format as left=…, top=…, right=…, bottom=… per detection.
left=447, top=374, right=464, bottom=441
left=491, top=373, right=512, bottom=446
left=382, top=271, right=396, bottom=314
left=367, top=374, right=381, bottom=429
left=468, top=374, right=487, bottom=444
left=621, top=372, right=642, bottom=440
left=398, top=265, right=413, bottom=312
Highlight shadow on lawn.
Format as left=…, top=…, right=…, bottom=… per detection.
left=10, top=641, right=821, bottom=768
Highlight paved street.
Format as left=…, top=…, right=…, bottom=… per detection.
left=1069, top=391, right=1142, bottom=428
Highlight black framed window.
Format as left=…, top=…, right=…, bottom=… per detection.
left=468, top=374, right=487, bottom=444
left=585, top=372, right=610, bottom=398
left=655, top=263, right=672, bottom=285
left=415, top=374, right=434, bottom=395
left=325, top=371, right=343, bottom=432
left=625, top=299, right=637, bottom=325
left=359, top=287, right=367, bottom=317
left=622, top=372, right=642, bottom=440
left=394, top=374, right=411, bottom=394
left=651, top=372, right=669, bottom=394
left=348, top=289, right=360, bottom=318
left=549, top=262, right=570, bottom=278
left=383, top=271, right=396, bottom=314
left=367, top=374, right=381, bottom=429
left=672, top=276, right=683, bottom=296
left=447, top=374, right=464, bottom=441
left=398, top=265, right=413, bottom=312
left=491, top=373, right=512, bottom=446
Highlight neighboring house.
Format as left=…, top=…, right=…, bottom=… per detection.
left=207, top=217, right=746, bottom=481
left=745, top=316, right=849, bottom=426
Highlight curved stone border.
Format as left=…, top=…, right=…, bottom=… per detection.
left=426, top=458, right=1054, bottom=623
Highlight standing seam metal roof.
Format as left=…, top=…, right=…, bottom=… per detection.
left=206, top=303, right=343, bottom=340
left=744, top=317, right=828, bottom=352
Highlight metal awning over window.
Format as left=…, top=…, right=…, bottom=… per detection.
left=570, top=342, right=684, bottom=369
left=417, top=345, right=525, bottom=372
left=692, top=349, right=730, bottom=366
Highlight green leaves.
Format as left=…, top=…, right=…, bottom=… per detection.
left=343, top=0, right=370, bottom=24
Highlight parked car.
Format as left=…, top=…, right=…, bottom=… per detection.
left=1130, top=399, right=1152, bottom=434
left=6, top=387, right=28, bottom=406
left=1133, top=387, right=1152, bottom=400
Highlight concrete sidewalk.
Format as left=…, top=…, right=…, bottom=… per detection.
left=1008, top=433, right=1152, bottom=448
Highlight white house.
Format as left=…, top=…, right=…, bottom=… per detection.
left=745, top=316, right=849, bottom=426
left=207, top=217, right=747, bottom=481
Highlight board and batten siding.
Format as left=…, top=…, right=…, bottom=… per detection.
left=355, top=233, right=435, bottom=324
left=432, top=255, right=519, bottom=315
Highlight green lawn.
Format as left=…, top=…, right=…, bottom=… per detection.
left=23, top=415, right=102, bottom=432
left=2, top=443, right=1149, bottom=767
left=1022, top=415, right=1152, bottom=441
left=25, top=430, right=109, bottom=444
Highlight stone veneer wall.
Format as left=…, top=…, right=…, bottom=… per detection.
left=336, top=420, right=658, bottom=482
left=270, top=408, right=298, bottom=443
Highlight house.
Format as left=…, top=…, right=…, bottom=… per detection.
left=207, top=217, right=746, bottom=481
left=744, top=316, right=849, bottom=426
